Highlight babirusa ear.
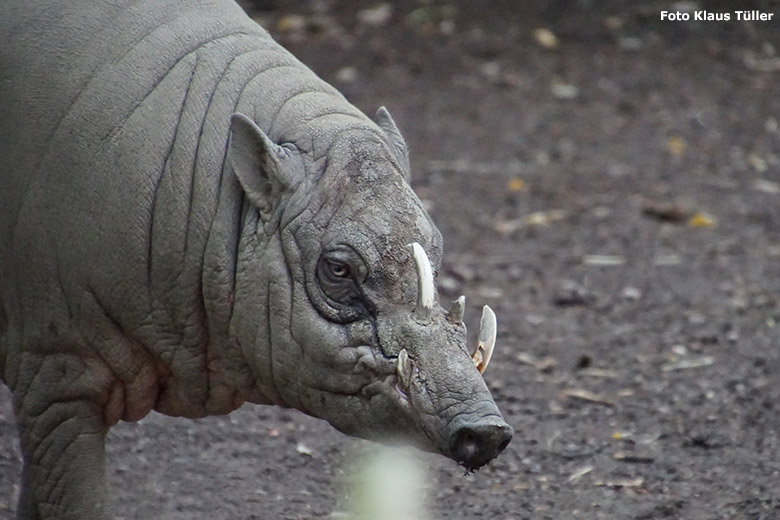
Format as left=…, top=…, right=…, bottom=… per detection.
left=374, top=106, right=411, bottom=182
left=228, top=113, right=304, bottom=222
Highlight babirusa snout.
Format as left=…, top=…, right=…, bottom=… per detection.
left=403, top=242, right=511, bottom=469
left=450, top=418, right=513, bottom=471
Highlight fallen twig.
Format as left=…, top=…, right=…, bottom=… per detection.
left=595, top=477, right=645, bottom=489
left=562, top=388, right=615, bottom=407
left=568, top=465, right=594, bottom=483
left=613, top=451, right=655, bottom=464
left=661, top=356, right=715, bottom=372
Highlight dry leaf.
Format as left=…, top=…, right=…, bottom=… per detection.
left=667, top=136, right=686, bottom=157
left=508, top=177, right=527, bottom=192
left=688, top=212, right=716, bottom=228
left=277, top=15, right=306, bottom=32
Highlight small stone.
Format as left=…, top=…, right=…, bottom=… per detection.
left=533, top=28, right=559, bottom=49
left=672, top=1, right=700, bottom=11
left=357, top=4, right=393, bottom=28
left=747, top=153, right=768, bottom=172
left=753, top=178, right=780, bottom=194
left=553, top=280, right=593, bottom=307
left=551, top=82, right=579, bottom=99
left=481, top=61, right=502, bottom=81
left=439, top=19, right=455, bottom=35
left=437, top=274, right=459, bottom=293
left=478, top=287, right=504, bottom=299
left=617, top=37, right=643, bottom=52
left=621, top=286, right=642, bottom=300
left=335, top=66, right=359, bottom=84
left=603, top=16, right=624, bottom=31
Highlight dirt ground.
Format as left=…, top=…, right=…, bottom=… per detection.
left=2, top=1, right=780, bottom=519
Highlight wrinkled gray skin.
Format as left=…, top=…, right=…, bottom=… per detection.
left=0, top=1, right=512, bottom=518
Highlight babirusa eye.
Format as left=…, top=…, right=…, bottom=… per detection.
left=328, top=261, right=350, bottom=278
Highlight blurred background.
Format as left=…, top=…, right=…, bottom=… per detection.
left=1, top=1, right=779, bottom=518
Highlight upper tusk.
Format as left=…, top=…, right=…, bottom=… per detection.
left=471, top=305, right=497, bottom=374
left=407, top=242, right=435, bottom=317
left=446, top=295, right=466, bottom=323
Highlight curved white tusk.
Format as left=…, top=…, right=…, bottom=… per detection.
left=446, top=295, right=466, bottom=323
left=407, top=242, right=434, bottom=317
left=397, top=348, right=412, bottom=389
left=471, top=305, right=497, bottom=374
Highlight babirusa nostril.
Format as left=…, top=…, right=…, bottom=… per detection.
left=452, top=428, right=480, bottom=464
left=450, top=423, right=513, bottom=471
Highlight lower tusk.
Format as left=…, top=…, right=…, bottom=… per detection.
left=471, top=305, right=497, bottom=374
left=446, top=295, right=466, bottom=323
left=397, top=348, right=412, bottom=389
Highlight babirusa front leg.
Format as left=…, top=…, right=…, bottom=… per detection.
left=13, top=354, right=115, bottom=520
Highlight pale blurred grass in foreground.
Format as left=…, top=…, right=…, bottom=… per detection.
left=345, top=445, right=431, bottom=520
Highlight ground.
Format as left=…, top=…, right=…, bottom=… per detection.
left=1, top=1, right=779, bottom=519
